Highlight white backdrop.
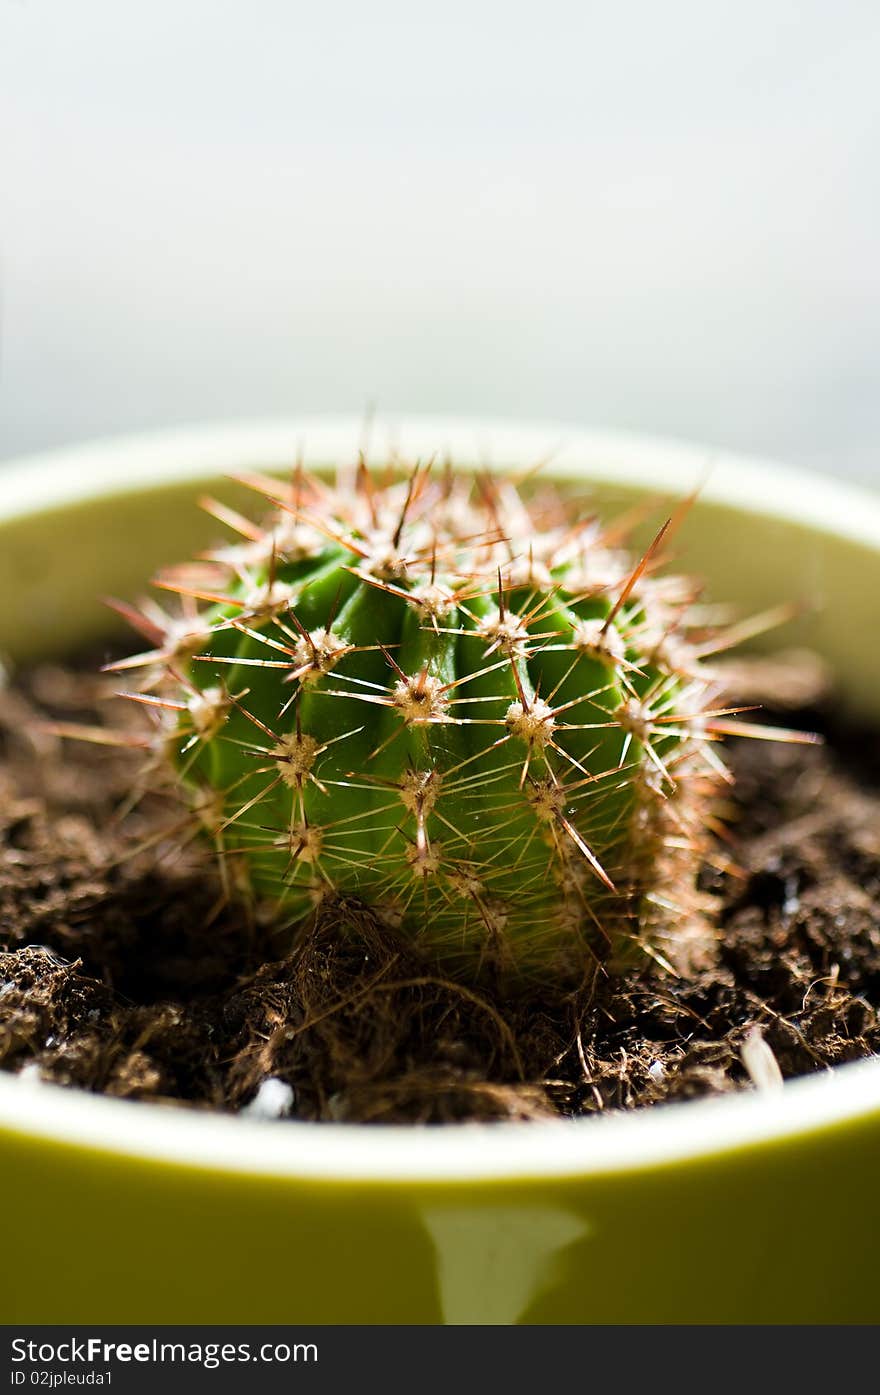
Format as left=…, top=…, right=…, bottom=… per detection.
left=1, top=0, right=878, bottom=482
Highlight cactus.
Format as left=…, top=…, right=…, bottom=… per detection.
left=112, top=459, right=778, bottom=987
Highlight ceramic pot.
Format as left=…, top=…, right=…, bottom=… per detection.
left=1, top=419, right=878, bottom=1323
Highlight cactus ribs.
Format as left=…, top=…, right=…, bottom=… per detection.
left=102, top=458, right=814, bottom=990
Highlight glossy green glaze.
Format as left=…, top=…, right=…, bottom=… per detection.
left=0, top=1114, right=878, bottom=1324
left=1, top=421, right=879, bottom=1324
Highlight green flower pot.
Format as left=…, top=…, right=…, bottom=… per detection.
left=1, top=419, right=879, bottom=1325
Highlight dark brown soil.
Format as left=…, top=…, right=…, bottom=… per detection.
left=1, top=651, right=878, bottom=1123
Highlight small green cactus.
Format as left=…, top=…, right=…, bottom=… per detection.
left=114, top=460, right=762, bottom=987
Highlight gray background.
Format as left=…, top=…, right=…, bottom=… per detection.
left=1, top=0, right=878, bottom=483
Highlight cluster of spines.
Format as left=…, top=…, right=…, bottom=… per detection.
left=104, top=456, right=809, bottom=986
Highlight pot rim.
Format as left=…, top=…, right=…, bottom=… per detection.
left=3, top=414, right=880, bottom=547
left=2, top=414, right=879, bottom=1184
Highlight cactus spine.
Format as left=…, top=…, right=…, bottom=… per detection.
left=115, top=459, right=742, bottom=987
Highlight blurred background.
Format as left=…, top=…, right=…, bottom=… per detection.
left=1, top=0, right=877, bottom=482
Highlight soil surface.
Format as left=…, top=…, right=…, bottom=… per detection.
left=1, top=651, right=878, bottom=1123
